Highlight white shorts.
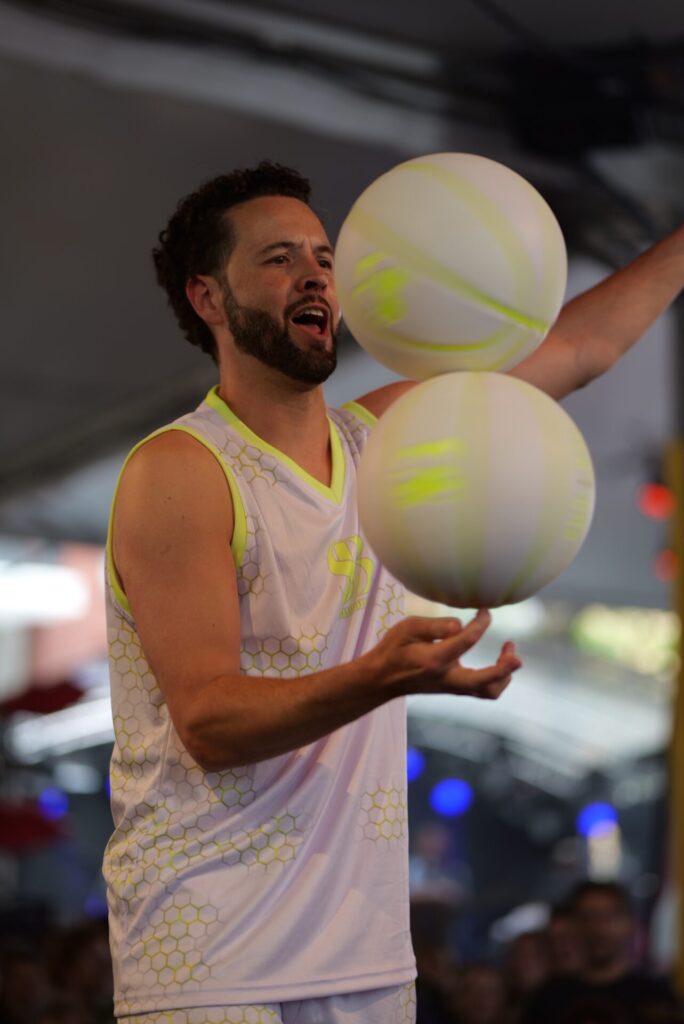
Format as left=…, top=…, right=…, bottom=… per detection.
left=119, top=982, right=416, bottom=1024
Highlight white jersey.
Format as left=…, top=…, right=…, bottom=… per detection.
left=103, top=387, right=414, bottom=1016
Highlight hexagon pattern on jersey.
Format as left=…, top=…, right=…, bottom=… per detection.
left=108, top=615, right=165, bottom=818
left=360, top=785, right=408, bottom=844
left=239, top=514, right=274, bottom=598
left=110, top=804, right=311, bottom=1011
left=123, top=985, right=416, bottom=1024
left=375, top=582, right=405, bottom=641
left=108, top=800, right=310, bottom=917
left=124, top=1004, right=281, bottom=1023
left=397, top=981, right=417, bottom=1023
left=337, top=407, right=369, bottom=455
left=240, top=626, right=329, bottom=677
left=124, top=891, right=217, bottom=998
left=219, top=436, right=290, bottom=488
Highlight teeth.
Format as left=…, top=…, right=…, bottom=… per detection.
left=298, top=308, right=325, bottom=318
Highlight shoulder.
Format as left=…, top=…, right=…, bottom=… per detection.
left=524, top=976, right=580, bottom=1020
left=115, top=427, right=236, bottom=537
left=619, top=971, right=680, bottom=1003
left=351, top=379, right=417, bottom=419
left=120, top=425, right=229, bottom=485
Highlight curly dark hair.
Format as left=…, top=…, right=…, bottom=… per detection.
left=152, top=160, right=312, bottom=363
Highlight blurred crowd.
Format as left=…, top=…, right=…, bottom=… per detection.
left=414, top=881, right=683, bottom=1024
left=0, top=918, right=114, bottom=1024
left=0, top=880, right=682, bottom=1024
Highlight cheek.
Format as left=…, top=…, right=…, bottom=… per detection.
left=229, top=267, right=287, bottom=301
left=239, top=283, right=286, bottom=314
left=329, top=294, right=342, bottom=325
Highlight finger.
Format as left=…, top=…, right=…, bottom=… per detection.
left=445, top=654, right=521, bottom=696
left=480, top=674, right=514, bottom=700
left=499, top=641, right=521, bottom=668
left=400, top=615, right=463, bottom=643
left=424, top=608, right=492, bottom=665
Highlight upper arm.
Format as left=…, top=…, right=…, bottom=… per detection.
left=112, top=430, right=241, bottom=750
left=352, top=379, right=417, bottom=419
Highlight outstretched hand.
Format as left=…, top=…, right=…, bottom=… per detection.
left=370, top=608, right=522, bottom=700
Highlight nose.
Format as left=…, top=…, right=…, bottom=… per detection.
left=296, top=271, right=328, bottom=295
left=295, top=252, right=329, bottom=294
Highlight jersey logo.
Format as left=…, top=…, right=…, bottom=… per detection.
left=328, top=535, right=375, bottom=619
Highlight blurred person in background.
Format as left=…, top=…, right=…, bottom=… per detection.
left=413, top=939, right=454, bottom=1024
left=547, top=903, right=584, bottom=979
left=0, top=945, right=53, bottom=1024
left=557, top=998, right=633, bottom=1024
left=503, top=930, right=551, bottom=1022
left=449, top=963, right=506, bottom=1024
left=409, top=822, right=470, bottom=907
left=35, top=995, right=96, bottom=1024
left=49, top=920, right=113, bottom=1024
left=523, top=881, right=680, bottom=1024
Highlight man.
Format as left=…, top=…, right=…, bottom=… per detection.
left=103, top=160, right=684, bottom=1024
left=546, top=903, right=584, bottom=980
left=523, top=882, right=680, bottom=1023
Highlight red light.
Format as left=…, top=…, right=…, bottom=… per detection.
left=652, top=549, right=678, bottom=582
left=637, top=483, right=675, bottom=520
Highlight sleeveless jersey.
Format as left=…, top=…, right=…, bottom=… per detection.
left=103, top=387, right=414, bottom=1016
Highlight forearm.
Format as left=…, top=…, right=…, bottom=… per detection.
left=556, top=224, right=684, bottom=381
left=164, top=613, right=519, bottom=772
left=180, top=651, right=396, bottom=771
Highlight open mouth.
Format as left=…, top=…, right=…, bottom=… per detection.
left=290, top=305, right=330, bottom=338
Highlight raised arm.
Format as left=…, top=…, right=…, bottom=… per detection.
left=353, top=224, right=684, bottom=417
left=510, top=223, right=684, bottom=400
left=112, top=432, right=520, bottom=772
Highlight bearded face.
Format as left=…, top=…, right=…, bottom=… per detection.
left=221, top=282, right=338, bottom=386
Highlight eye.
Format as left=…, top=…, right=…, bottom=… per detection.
left=318, top=257, right=333, bottom=269
left=266, top=254, right=288, bottom=265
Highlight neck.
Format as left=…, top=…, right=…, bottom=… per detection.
left=216, top=355, right=332, bottom=484
left=582, top=957, right=631, bottom=985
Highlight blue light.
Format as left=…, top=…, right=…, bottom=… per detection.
left=430, top=778, right=473, bottom=817
left=37, top=787, right=69, bottom=821
left=407, top=747, right=425, bottom=783
left=84, top=895, right=108, bottom=919
left=577, top=802, right=618, bottom=838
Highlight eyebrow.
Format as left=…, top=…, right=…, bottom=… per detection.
left=257, top=240, right=334, bottom=258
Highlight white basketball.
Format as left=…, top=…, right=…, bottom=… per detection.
left=335, top=153, right=567, bottom=379
left=357, top=373, right=595, bottom=608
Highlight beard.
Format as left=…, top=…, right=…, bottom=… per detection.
left=221, top=285, right=337, bottom=386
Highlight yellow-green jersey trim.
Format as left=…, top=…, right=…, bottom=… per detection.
left=341, top=400, right=378, bottom=430
left=106, top=424, right=247, bottom=617
left=205, top=386, right=346, bottom=505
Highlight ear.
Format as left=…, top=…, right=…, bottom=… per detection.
left=185, top=274, right=224, bottom=328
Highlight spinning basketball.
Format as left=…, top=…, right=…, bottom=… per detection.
left=335, top=152, right=567, bottom=379
left=357, top=372, right=595, bottom=608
